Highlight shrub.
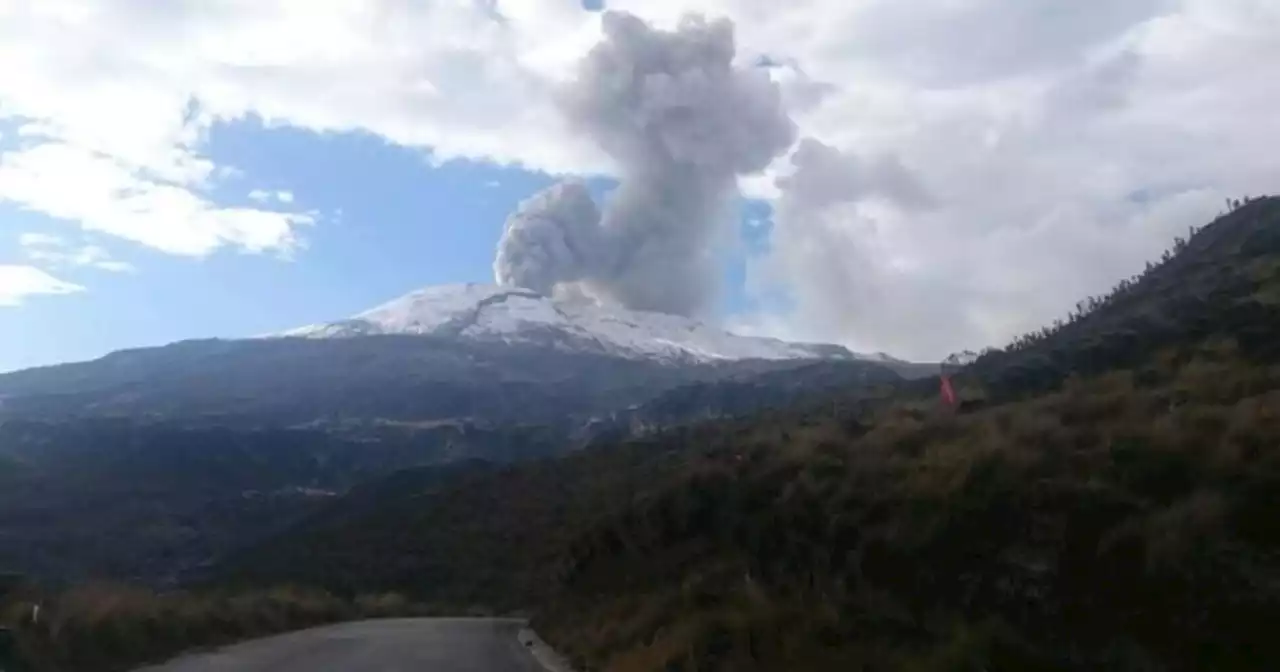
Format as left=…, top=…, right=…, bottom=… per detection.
left=2, top=584, right=418, bottom=672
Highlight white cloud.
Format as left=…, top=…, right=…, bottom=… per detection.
left=92, top=260, right=136, bottom=273
left=18, top=232, right=136, bottom=273
left=0, top=265, right=84, bottom=306
left=711, top=0, right=1280, bottom=358
left=247, top=188, right=294, bottom=204
left=0, top=1, right=1276, bottom=355
left=0, top=0, right=604, bottom=176
left=17, top=232, right=64, bottom=247
left=0, top=143, right=312, bottom=256
left=0, top=2, right=323, bottom=258
left=248, top=189, right=295, bottom=204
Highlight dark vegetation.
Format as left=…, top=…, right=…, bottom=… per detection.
left=215, top=424, right=745, bottom=609
left=0, top=334, right=874, bottom=427
left=218, top=197, right=1280, bottom=670
left=0, top=577, right=420, bottom=672
left=967, top=195, right=1280, bottom=402
left=586, top=359, right=908, bottom=442
left=538, top=347, right=1280, bottom=670
left=0, top=315, right=905, bottom=590
left=0, top=419, right=562, bottom=584
left=0, top=335, right=674, bottom=423
left=0, top=355, right=900, bottom=585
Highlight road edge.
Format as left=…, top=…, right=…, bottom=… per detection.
left=517, top=626, right=575, bottom=672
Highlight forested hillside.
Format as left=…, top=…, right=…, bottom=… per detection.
left=0, top=419, right=562, bottom=584
left=968, top=196, right=1280, bottom=400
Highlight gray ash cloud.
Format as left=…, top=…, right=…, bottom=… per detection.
left=495, top=11, right=794, bottom=316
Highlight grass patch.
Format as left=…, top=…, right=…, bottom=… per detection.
left=0, top=582, right=424, bottom=672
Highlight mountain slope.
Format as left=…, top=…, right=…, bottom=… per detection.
left=0, top=284, right=872, bottom=426
left=215, top=198, right=1280, bottom=671
left=967, top=196, right=1280, bottom=400
left=0, top=311, right=901, bottom=585
left=0, top=336, right=730, bottom=424
left=279, top=283, right=855, bottom=363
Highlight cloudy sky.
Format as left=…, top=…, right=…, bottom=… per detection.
left=1, top=0, right=1277, bottom=372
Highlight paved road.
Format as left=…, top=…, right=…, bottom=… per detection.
left=134, top=618, right=563, bottom=672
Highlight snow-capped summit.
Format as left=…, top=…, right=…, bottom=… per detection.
left=279, top=283, right=855, bottom=363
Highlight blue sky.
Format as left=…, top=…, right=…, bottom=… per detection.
left=0, top=123, right=513, bottom=371
left=2, top=1, right=1274, bottom=370
left=0, top=119, right=766, bottom=373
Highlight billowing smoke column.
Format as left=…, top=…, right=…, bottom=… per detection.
left=492, top=181, right=603, bottom=297
left=494, top=11, right=796, bottom=316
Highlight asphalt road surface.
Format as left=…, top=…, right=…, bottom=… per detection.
left=134, top=618, right=565, bottom=672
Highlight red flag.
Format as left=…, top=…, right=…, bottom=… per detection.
left=940, top=374, right=957, bottom=408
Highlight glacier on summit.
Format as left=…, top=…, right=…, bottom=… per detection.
left=279, top=283, right=858, bottom=364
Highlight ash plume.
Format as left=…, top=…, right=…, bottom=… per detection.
left=492, top=181, right=603, bottom=297
left=494, top=11, right=795, bottom=316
